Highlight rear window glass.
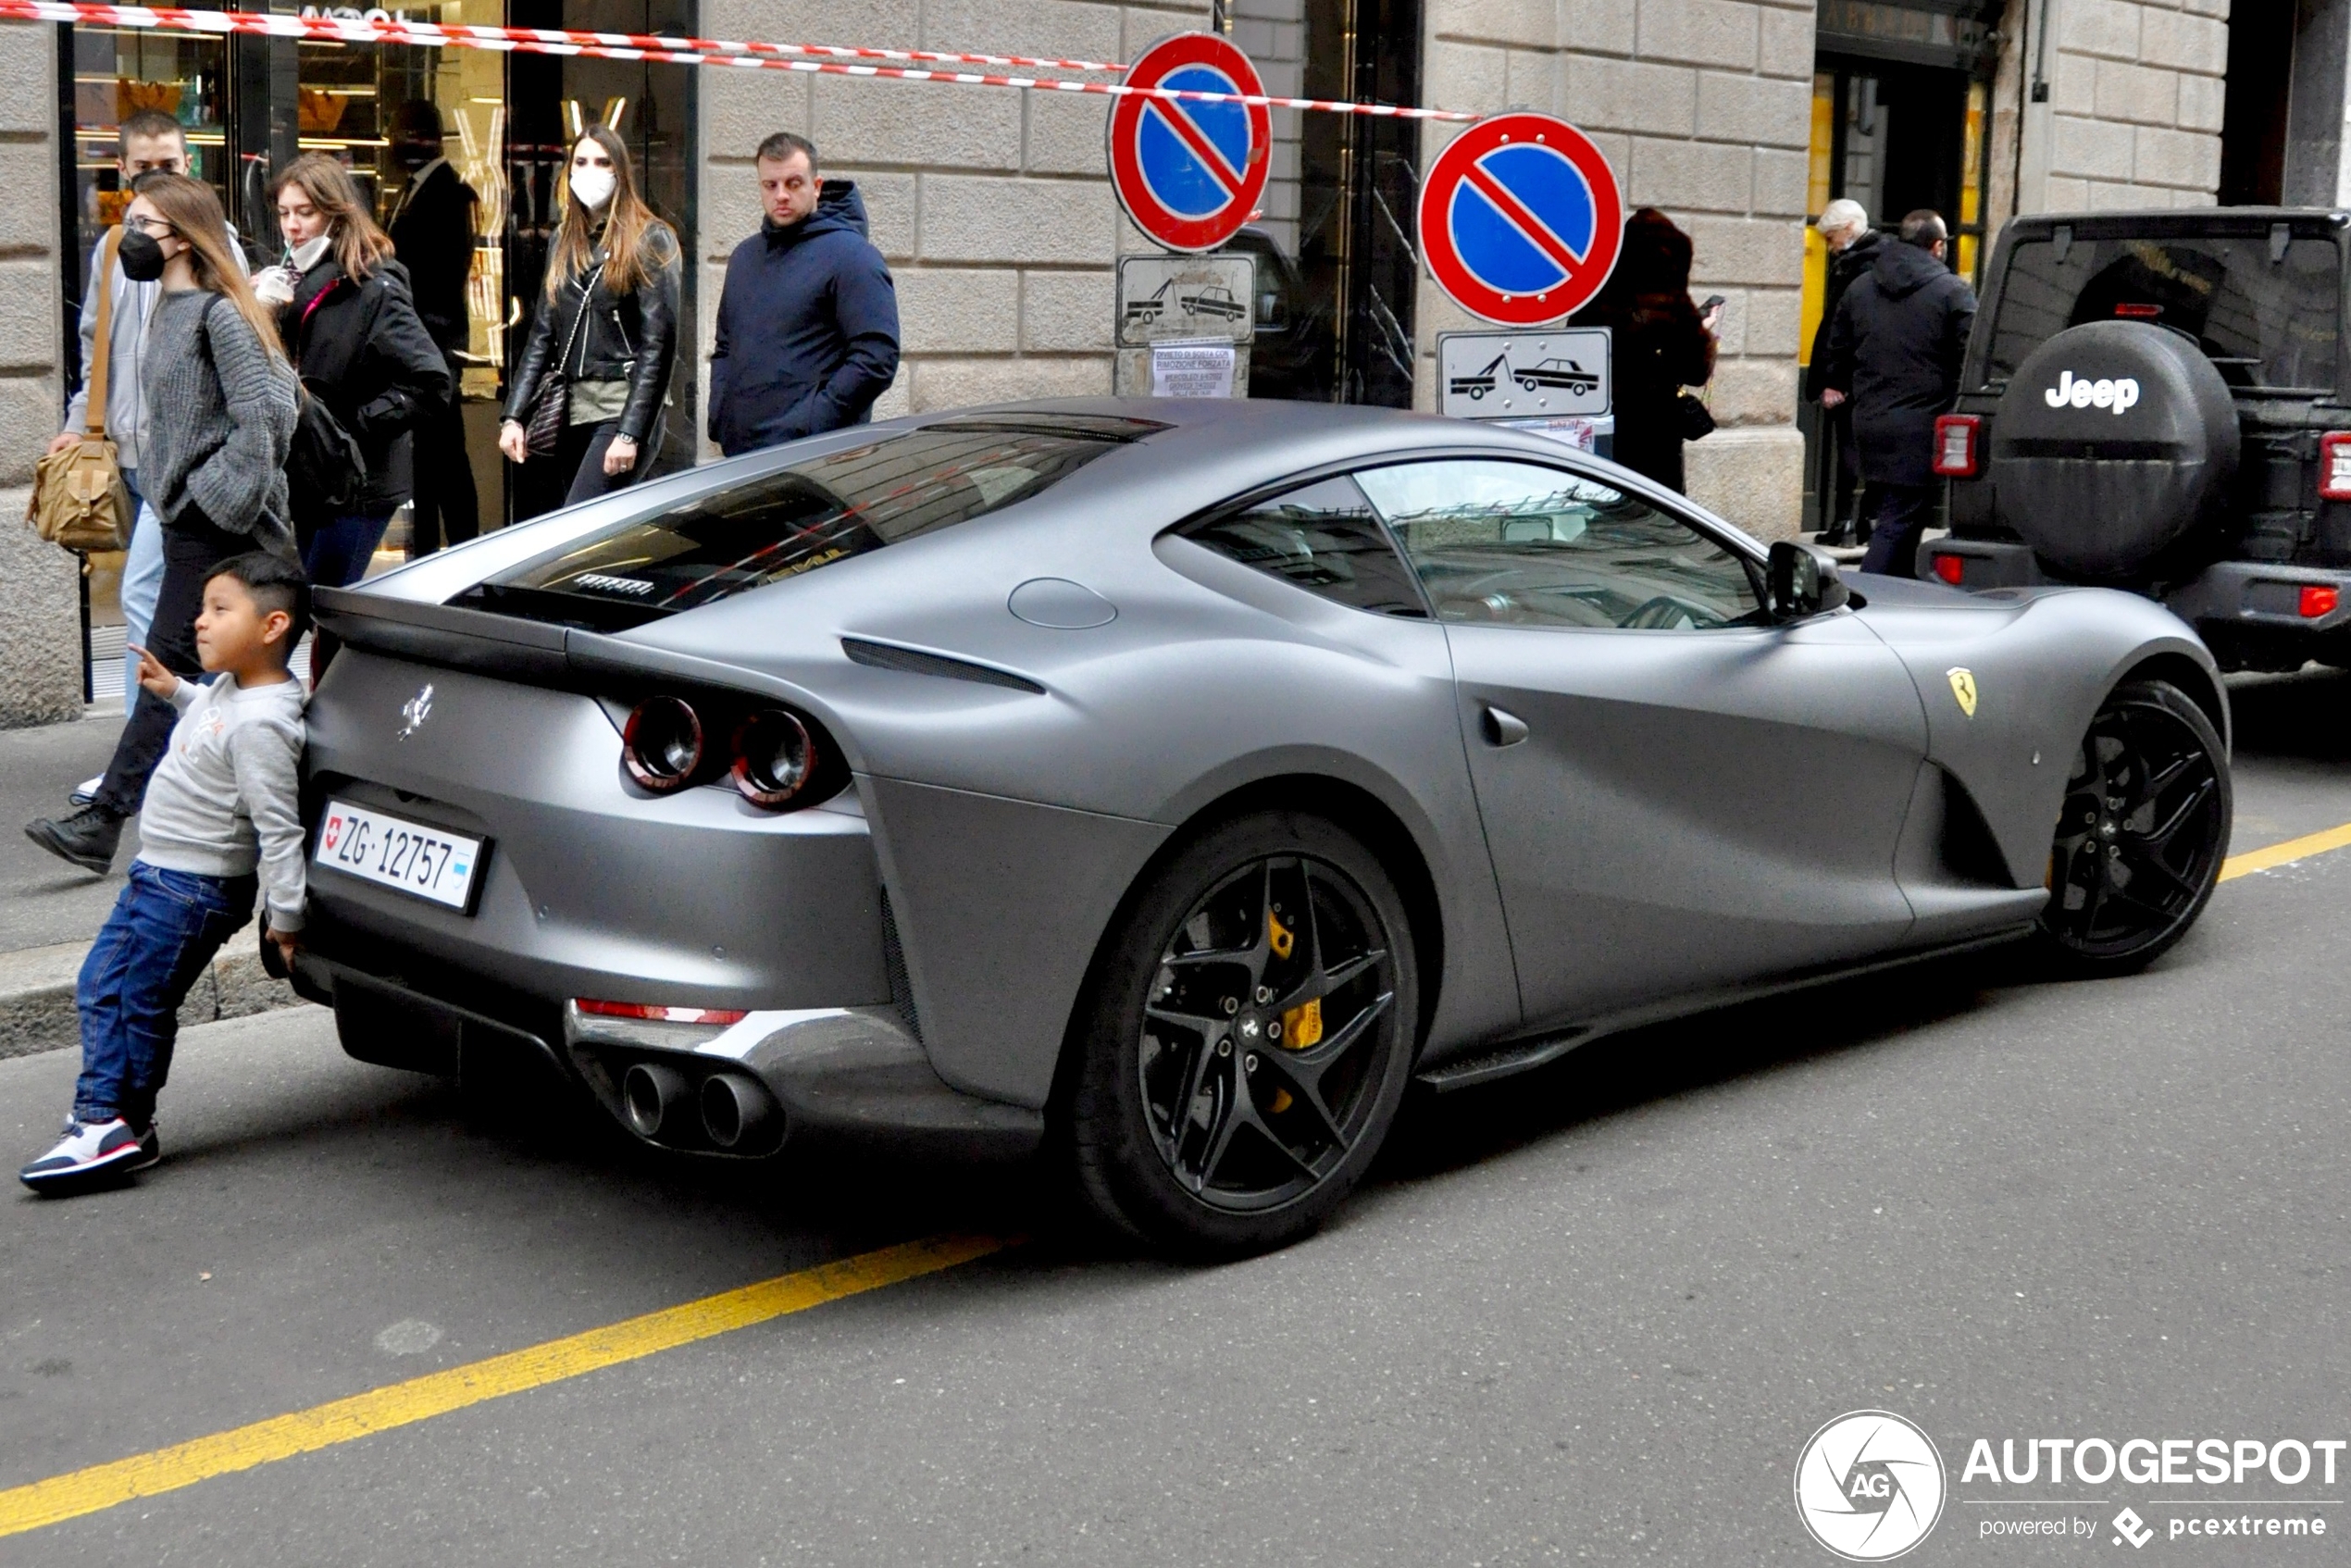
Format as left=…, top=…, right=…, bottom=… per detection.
left=453, top=417, right=1159, bottom=631
left=1984, top=234, right=2341, bottom=393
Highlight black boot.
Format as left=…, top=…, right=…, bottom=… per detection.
left=26, top=805, right=123, bottom=876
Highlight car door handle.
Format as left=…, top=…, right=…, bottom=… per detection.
left=1480, top=706, right=1530, bottom=747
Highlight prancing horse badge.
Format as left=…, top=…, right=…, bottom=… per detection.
left=1946, top=667, right=1978, bottom=717
left=398, top=683, right=435, bottom=740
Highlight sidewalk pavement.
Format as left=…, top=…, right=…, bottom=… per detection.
left=0, top=710, right=305, bottom=1061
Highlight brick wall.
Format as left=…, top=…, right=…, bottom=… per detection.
left=0, top=26, right=84, bottom=729
left=1417, top=0, right=1814, bottom=540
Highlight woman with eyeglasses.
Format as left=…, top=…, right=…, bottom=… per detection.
left=498, top=125, right=681, bottom=505
left=254, top=154, right=450, bottom=589
left=24, top=173, right=299, bottom=876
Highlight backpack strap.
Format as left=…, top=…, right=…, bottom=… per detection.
left=83, top=226, right=123, bottom=440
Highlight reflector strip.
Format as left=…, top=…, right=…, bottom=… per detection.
left=575, top=999, right=749, bottom=1025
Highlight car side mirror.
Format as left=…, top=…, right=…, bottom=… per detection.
left=1767, top=540, right=1852, bottom=621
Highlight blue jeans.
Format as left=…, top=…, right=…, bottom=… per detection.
left=118, top=470, right=163, bottom=716
left=73, top=863, right=256, bottom=1128
left=302, top=507, right=398, bottom=590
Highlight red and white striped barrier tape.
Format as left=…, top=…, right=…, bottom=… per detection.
left=19, top=0, right=1131, bottom=70
left=0, top=0, right=1479, bottom=120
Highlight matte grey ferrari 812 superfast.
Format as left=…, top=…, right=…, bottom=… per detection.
left=300, top=400, right=2232, bottom=1255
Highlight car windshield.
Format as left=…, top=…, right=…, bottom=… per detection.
left=1984, top=233, right=2342, bottom=393
left=453, top=417, right=1159, bottom=631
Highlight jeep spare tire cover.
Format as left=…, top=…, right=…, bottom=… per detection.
left=1990, top=320, right=2239, bottom=578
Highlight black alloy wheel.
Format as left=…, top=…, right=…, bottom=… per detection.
left=2036, top=678, right=2231, bottom=976
left=1064, top=812, right=1418, bottom=1257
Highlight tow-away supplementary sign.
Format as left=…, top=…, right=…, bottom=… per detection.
left=1107, top=32, right=1271, bottom=254
left=1418, top=112, right=1623, bottom=327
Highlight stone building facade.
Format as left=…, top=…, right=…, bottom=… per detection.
left=18, top=0, right=2345, bottom=721
left=4, top=26, right=85, bottom=729
left=1418, top=0, right=1817, bottom=535
left=1992, top=0, right=2231, bottom=223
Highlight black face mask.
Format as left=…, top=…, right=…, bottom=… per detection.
left=118, top=227, right=166, bottom=282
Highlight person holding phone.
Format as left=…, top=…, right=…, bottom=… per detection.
left=1569, top=207, right=1718, bottom=494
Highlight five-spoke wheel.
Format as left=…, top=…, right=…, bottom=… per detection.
left=1064, top=812, right=1416, bottom=1256
left=2036, top=678, right=2230, bottom=975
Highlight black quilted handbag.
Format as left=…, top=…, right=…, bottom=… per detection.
left=524, top=263, right=602, bottom=457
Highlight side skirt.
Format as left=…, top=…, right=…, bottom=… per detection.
left=1412, top=923, right=2038, bottom=1093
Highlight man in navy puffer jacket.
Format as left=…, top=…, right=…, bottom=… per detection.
left=708, top=132, right=902, bottom=456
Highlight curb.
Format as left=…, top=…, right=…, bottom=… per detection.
left=0, top=940, right=309, bottom=1062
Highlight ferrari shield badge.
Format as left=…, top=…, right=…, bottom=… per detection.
left=1946, top=667, right=1979, bottom=718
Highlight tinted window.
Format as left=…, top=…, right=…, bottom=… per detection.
left=1986, top=235, right=2341, bottom=392
left=455, top=417, right=1159, bottom=631
left=1355, top=460, right=1763, bottom=631
left=1184, top=475, right=1425, bottom=616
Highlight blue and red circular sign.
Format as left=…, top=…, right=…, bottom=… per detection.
left=1107, top=33, right=1271, bottom=254
left=1418, top=113, right=1624, bottom=327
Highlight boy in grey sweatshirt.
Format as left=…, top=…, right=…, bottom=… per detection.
left=20, top=554, right=309, bottom=1191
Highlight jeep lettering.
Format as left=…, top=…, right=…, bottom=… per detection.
left=2044, top=370, right=2140, bottom=413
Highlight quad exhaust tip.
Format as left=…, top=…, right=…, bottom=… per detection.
left=700, top=1072, right=778, bottom=1150
left=622, top=1062, right=691, bottom=1139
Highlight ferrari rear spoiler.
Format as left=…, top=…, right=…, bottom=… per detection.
left=312, top=584, right=803, bottom=705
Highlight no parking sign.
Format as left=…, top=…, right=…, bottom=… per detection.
left=1418, top=112, right=1624, bottom=327
left=1107, top=33, right=1272, bottom=254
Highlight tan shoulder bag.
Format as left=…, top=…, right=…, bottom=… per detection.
left=27, top=227, right=134, bottom=554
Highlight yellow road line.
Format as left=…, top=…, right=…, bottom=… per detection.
left=2220, top=820, right=2351, bottom=883
left=0, top=1233, right=1006, bottom=1541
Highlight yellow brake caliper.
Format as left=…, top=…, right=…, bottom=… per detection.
left=1264, top=908, right=1320, bottom=1114
left=1268, top=911, right=1324, bottom=1050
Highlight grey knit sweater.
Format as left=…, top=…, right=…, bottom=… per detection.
left=140, top=289, right=298, bottom=559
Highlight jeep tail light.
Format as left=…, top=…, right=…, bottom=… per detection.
left=2321, top=432, right=2351, bottom=501
left=1931, top=553, right=1966, bottom=586
left=2114, top=302, right=2160, bottom=318
left=622, top=696, right=704, bottom=791
left=1933, top=415, right=1980, bottom=477
left=576, top=998, right=749, bottom=1026
left=2302, top=585, right=2340, bottom=618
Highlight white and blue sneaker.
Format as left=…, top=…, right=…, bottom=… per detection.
left=68, top=774, right=102, bottom=807
left=18, top=1118, right=155, bottom=1191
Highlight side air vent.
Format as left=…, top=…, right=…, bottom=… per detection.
left=841, top=638, right=1045, bottom=694
left=880, top=888, right=922, bottom=1042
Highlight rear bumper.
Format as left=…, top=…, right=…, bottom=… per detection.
left=1925, top=542, right=2351, bottom=661
left=293, top=952, right=1042, bottom=1161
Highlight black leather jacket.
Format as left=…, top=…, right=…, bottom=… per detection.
left=503, top=223, right=680, bottom=449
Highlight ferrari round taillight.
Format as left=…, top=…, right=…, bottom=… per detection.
left=731, top=708, right=816, bottom=808
left=623, top=696, right=703, bottom=791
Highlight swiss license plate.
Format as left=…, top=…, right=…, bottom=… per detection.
left=314, top=798, right=486, bottom=912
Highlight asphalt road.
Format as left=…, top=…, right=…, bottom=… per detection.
left=3, top=668, right=2349, bottom=1566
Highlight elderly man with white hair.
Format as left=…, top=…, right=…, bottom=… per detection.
left=1805, top=198, right=1882, bottom=543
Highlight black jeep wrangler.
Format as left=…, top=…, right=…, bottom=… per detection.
left=1928, top=208, right=2351, bottom=671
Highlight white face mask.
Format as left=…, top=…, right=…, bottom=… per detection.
left=569, top=166, right=616, bottom=210
left=289, top=234, right=331, bottom=273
